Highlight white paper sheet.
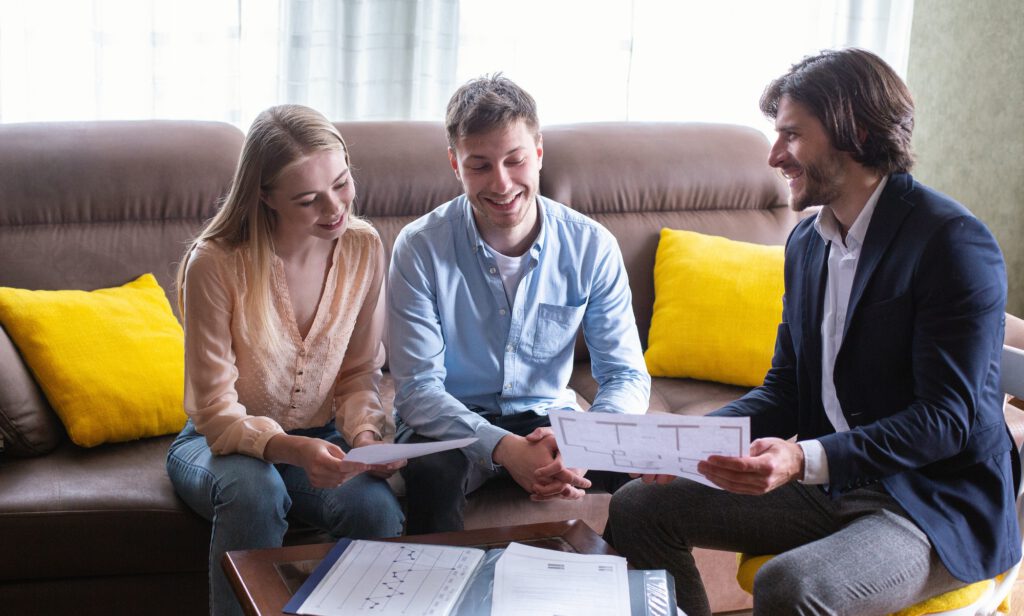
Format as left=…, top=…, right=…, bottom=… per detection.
left=344, top=437, right=478, bottom=465
left=491, top=542, right=631, bottom=616
left=297, top=540, right=484, bottom=616
left=547, top=410, right=749, bottom=488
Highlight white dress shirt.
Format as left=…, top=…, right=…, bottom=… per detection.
left=799, top=176, right=888, bottom=484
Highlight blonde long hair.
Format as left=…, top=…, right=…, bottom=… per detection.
left=177, top=104, right=352, bottom=353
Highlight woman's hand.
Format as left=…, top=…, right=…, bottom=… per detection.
left=265, top=433, right=368, bottom=488
left=351, top=430, right=406, bottom=479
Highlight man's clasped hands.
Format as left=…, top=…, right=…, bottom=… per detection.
left=493, top=427, right=592, bottom=501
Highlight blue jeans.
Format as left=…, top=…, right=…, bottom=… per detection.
left=167, top=420, right=404, bottom=616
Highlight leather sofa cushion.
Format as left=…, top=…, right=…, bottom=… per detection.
left=0, top=435, right=208, bottom=581
left=0, top=326, right=64, bottom=457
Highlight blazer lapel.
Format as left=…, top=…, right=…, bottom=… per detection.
left=801, top=229, right=829, bottom=377
left=844, top=173, right=916, bottom=335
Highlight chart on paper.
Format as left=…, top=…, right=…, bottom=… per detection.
left=297, top=540, right=483, bottom=616
left=548, top=410, right=750, bottom=487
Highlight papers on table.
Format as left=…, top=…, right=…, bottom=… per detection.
left=491, top=543, right=631, bottom=616
left=343, top=437, right=477, bottom=465
left=286, top=540, right=484, bottom=616
left=547, top=410, right=750, bottom=488
left=285, top=537, right=676, bottom=616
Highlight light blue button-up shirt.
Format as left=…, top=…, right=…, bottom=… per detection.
left=388, top=195, right=651, bottom=468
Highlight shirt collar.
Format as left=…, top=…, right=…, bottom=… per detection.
left=813, top=175, right=888, bottom=250
left=462, top=194, right=547, bottom=257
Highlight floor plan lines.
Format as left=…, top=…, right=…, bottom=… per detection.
left=548, top=410, right=750, bottom=488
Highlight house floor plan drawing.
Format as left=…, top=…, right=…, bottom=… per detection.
left=547, top=410, right=750, bottom=487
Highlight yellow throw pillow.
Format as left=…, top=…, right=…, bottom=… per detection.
left=645, top=228, right=784, bottom=387
left=0, top=274, right=186, bottom=447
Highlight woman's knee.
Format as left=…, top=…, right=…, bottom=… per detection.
left=212, top=456, right=290, bottom=521
left=327, top=475, right=404, bottom=538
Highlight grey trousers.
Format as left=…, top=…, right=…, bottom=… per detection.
left=605, top=478, right=965, bottom=616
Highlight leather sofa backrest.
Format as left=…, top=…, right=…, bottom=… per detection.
left=0, top=118, right=792, bottom=369
left=0, top=120, right=243, bottom=314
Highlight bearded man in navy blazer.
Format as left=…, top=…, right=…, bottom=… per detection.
left=607, top=48, right=1021, bottom=616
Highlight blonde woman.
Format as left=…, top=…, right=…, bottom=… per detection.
left=166, top=105, right=404, bottom=616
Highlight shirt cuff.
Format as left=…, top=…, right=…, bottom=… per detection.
left=251, top=425, right=286, bottom=460
left=797, top=439, right=830, bottom=485
left=465, top=422, right=513, bottom=471
left=346, top=422, right=383, bottom=445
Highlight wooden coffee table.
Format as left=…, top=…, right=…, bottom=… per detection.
left=222, top=519, right=617, bottom=616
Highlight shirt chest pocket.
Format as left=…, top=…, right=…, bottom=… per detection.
left=532, top=302, right=585, bottom=359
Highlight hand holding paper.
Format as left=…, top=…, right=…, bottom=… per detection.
left=547, top=410, right=749, bottom=488
left=697, top=436, right=804, bottom=494
left=344, top=437, right=477, bottom=465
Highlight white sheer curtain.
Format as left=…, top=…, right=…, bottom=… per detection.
left=0, top=0, right=911, bottom=130
left=0, top=0, right=457, bottom=127
left=0, top=0, right=279, bottom=125
left=282, top=0, right=458, bottom=121
left=456, top=0, right=914, bottom=133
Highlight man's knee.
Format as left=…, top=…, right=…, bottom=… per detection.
left=754, top=558, right=833, bottom=615
left=607, top=478, right=665, bottom=542
left=402, top=448, right=472, bottom=489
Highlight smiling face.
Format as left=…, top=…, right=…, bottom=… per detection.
left=448, top=120, right=543, bottom=254
left=768, top=96, right=849, bottom=212
left=262, top=148, right=354, bottom=245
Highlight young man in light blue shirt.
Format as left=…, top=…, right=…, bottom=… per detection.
left=388, top=74, right=651, bottom=533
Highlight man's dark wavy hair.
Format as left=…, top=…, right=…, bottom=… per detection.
left=760, top=48, right=915, bottom=174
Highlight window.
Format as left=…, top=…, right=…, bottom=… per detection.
left=0, top=0, right=912, bottom=133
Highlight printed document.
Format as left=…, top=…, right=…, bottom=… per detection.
left=491, top=542, right=631, bottom=616
left=547, top=410, right=750, bottom=488
left=343, top=437, right=477, bottom=465
left=290, top=540, right=484, bottom=616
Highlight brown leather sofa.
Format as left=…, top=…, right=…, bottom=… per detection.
left=0, top=120, right=797, bottom=614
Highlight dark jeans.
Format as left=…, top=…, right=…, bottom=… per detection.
left=398, top=410, right=631, bottom=534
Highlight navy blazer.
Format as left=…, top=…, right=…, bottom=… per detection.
left=715, top=173, right=1021, bottom=582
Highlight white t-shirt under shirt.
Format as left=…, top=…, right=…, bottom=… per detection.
left=484, top=243, right=531, bottom=306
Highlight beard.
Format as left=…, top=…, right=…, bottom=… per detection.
left=789, top=151, right=846, bottom=211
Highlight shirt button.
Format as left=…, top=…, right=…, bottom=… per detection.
left=297, top=370, right=304, bottom=375
left=504, top=384, right=512, bottom=390
left=294, top=388, right=301, bottom=393
left=290, top=404, right=297, bottom=409
left=489, top=267, right=497, bottom=274
left=499, top=308, right=507, bottom=316
left=506, top=345, right=514, bottom=352
left=298, top=350, right=305, bottom=357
